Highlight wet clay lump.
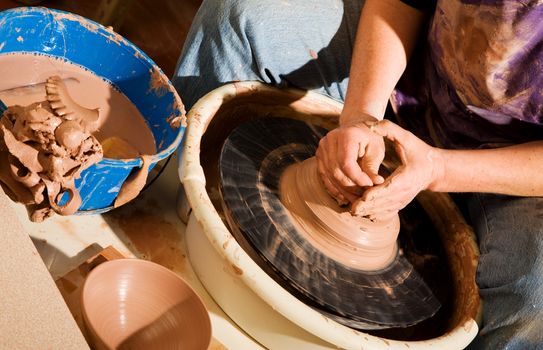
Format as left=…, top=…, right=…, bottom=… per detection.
left=0, top=77, right=102, bottom=221
left=0, top=54, right=156, bottom=221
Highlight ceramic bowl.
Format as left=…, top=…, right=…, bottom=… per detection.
left=81, top=259, right=211, bottom=350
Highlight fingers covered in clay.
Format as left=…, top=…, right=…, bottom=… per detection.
left=316, top=145, right=358, bottom=204
left=352, top=173, right=413, bottom=218
left=315, top=121, right=386, bottom=204
left=352, top=120, right=443, bottom=217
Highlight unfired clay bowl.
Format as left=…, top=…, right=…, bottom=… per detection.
left=178, top=81, right=482, bottom=349
left=81, top=259, right=211, bottom=350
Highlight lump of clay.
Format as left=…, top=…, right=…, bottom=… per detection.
left=0, top=76, right=103, bottom=222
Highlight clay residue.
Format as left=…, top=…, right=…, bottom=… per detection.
left=103, top=202, right=187, bottom=273
left=0, top=53, right=162, bottom=219
left=114, top=154, right=153, bottom=208
left=51, top=8, right=137, bottom=48
left=231, top=264, right=243, bottom=276
left=45, top=75, right=100, bottom=133
left=51, top=11, right=100, bottom=33
left=160, top=71, right=186, bottom=129
left=104, top=31, right=124, bottom=46
left=133, top=50, right=146, bottom=61
left=149, top=66, right=170, bottom=97
left=0, top=77, right=103, bottom=222
left=168, top=95, right=186, bottom=128
left=0, top=54, right=156, bottom=156
left=431, top=1, right=538, bottom=118
left=166, top=114, right=184, bottom=128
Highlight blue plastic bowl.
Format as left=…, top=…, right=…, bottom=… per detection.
left=0, top=7, right=185, bottom=213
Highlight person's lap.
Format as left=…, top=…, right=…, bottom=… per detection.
left=172, top=0, right=363, bottom=109
left=173, top=1, right=543, bottom=348
left=460, top=193, right=543, bottom=349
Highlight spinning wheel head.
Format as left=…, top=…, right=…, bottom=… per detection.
left=279, top=157, right=400, bottom=271
left=219, top=117, right=440, bottom=329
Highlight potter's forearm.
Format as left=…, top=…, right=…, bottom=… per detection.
left=341, top=0, right=426, bottom=125
left=431, top=142, right=543, bottom=196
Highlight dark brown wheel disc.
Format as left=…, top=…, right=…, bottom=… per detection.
left=219, top=117, right=440, bottom=329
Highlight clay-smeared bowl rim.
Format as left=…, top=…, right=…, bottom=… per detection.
left=0, top=7, right=186, bottom=214
left=81, top=259, right=211, bottom=350
left=179, top=81, right=480, bottom=350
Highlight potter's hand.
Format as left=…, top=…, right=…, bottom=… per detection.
left=315, top=118, right=385, bottom=204
left=352, top=120, right=443, bottom=218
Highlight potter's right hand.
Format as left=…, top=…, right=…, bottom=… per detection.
left=315, top=120, right=385, bottom=204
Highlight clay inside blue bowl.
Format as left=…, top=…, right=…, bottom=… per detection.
left=0, top=7, right=185, bottom=213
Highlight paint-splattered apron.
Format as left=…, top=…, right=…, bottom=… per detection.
left=393, top=0, right=543, bottom=149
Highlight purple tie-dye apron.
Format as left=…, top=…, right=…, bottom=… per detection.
left=392, top=0, right=543, bottom=149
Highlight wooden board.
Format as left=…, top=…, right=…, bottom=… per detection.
left=0, top=189, right=89, bottom=350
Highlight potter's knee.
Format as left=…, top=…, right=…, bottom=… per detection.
left=521, top=241, right=543, bottom=289
left=197, top=0, right=334, bottom=32
left=196, top=0, right=272, bottom=26
left=523, top=267, right=543, bottom=306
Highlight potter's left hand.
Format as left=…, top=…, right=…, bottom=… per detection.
left=352, top=120, right=443, bottom=218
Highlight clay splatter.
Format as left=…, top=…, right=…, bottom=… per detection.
left=104, top=202, right=187, bottom=273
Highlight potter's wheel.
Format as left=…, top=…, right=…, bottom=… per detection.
left=219, top=117, right=440, bottom=329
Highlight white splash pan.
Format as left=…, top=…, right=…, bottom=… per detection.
left=179, top=81, right=481, bottom=349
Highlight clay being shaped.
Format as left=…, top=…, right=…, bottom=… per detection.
left=0, top=76, right=103, bottom=222
left=280, top=157, right=399, bottom=271
left=219, top=117, right=439, bottom=329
